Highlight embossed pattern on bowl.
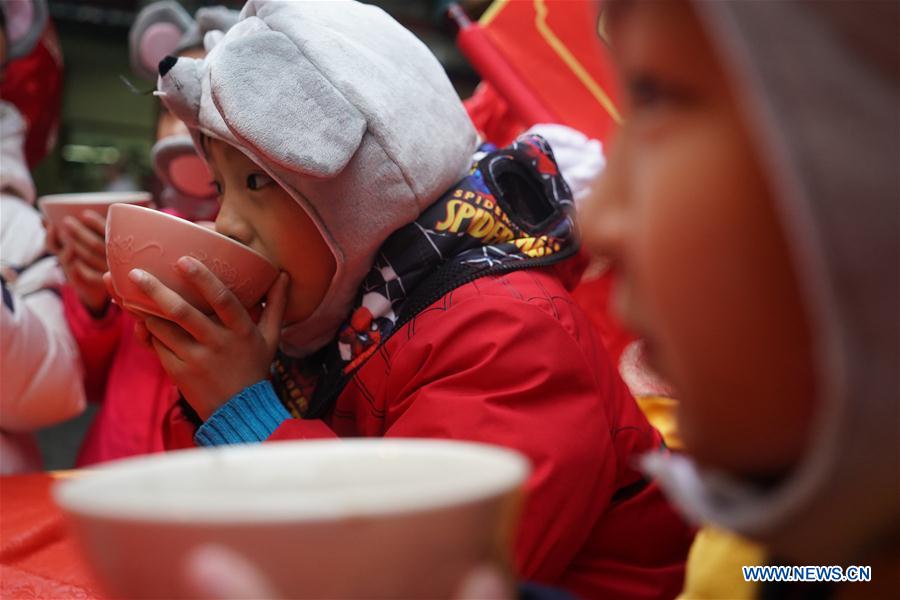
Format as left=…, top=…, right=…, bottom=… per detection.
left=106, top=203, right=278, bottom=315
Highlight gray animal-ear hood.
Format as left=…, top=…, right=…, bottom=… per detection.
left=129, top=1, right=239, bottom=81
left=157, top=0, right=478, bottom=357
left=643, top=1, right=899, bottom=564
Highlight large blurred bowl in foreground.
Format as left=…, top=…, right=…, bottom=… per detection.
left=53, top=439, right=529, bottom=599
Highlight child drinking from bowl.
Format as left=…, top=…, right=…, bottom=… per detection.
left=584, top=0, right=898, bottom=596
left=50, top=2, right=239, bottom=466
left=128, top=0, right=693, bottom=596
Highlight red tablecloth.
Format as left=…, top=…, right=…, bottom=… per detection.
left=0, top=473, right=102, bottom=598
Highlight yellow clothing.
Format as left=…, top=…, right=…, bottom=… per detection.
left=635, top=395, right=682, bottom=450
left=677, top=527, right=764, bottom=599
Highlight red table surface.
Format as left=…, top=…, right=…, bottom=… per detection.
left=0, top=473, right=102, bottom=598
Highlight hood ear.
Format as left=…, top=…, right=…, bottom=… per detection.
left=157, top=55, right=204, bottom=130
left=203, top=30, right=225, bottom=53
left=175, top=6, right=241, bottom=56
left=129, top=1, right=194, bottom=81
left=151, top=133, right=216, bottom=199
left=210, top=26, right=366, bottom=178
left=1, top=0, right=48, bottom=60
left=194, top=6, right=240, bottom=40
left=196, top=7, right=239, bottom=54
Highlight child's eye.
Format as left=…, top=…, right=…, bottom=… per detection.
left=627, top=74, right=667, bottom=108
left=247, top=173, right=273, bottom=191
left=211, top=180, right=222, bottom=196
left=626, top=73, right=692, bottom=111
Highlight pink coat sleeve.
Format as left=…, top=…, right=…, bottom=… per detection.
left=380, top=294, right=619, bottom=583
left=62, top=285, right=124, bottom=401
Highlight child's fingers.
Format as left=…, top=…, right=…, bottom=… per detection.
left=258, top=272, right=290, bottom=353
left=144, top=316, right=196, bottom=360
left=150, top=334, right=186, bottom=378
left=57, top=225, right=74, bottom=254
left=58, top=242, right=76, bottom=268
left=128, top=268, right=216, bottom=344
left=134, top=319, right=153, bottom=348
left=73, top=260, right=106, bottom=288
left=453, top=566, right=512, bottom=600
left=176, top=256, right=249, bottom=332
left=102, top=272, right=122, bottom=304
left=63, top=216, right=106, bottom=258
left=69, top=239, right=109, bottom=273
left=79, top=210, right=107, bottom=236
left=122, top=305, right=149, bottom=320
left=45, top=222, right=63, bottom=254
left=183, top=544, right=279, bottom=600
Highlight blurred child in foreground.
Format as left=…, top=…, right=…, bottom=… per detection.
left=584, top=0, right=898, bottom=596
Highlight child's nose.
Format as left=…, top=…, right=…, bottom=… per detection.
left=214, top=200, right=254, bottom=246
left=580, top=153, right=629, bottom=261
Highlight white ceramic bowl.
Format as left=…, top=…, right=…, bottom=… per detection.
left=105, top=203, right=278, bottom=317
left=39, top=191, right=153, bottom=230
left=54, top=439, right=529, bottom=599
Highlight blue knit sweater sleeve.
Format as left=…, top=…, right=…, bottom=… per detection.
left=194, top=380, right=291, bottom=446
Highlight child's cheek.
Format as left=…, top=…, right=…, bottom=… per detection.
left=638, top=110, right=815, bottom=478
left=626, top=121, right=726, bottom=348
left=283, top=283, right=305, bottom=323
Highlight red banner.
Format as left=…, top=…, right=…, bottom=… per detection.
left=456, top=0, right=620, bottom=143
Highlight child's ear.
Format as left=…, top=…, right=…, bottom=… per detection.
left=209, top=27, right=366, bottom=178
left=128, top=1, right=194, bottom=81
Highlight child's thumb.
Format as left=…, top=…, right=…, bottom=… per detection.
left=259, top=272, right=290, bottom=351
left=183, top=544, right=279, bottom=599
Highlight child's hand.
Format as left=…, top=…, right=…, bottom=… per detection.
left=48, top=211, right=111, bottom=316
left=128, top=256, right=289, bottom=420
left=183, top=544, right=511, bottom=599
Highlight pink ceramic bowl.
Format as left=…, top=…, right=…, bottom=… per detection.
left=105, top=203, right=278, bottom=317
left=53, top=439, right=529, bottom=599
left=39, top=191, right=153, bottom=230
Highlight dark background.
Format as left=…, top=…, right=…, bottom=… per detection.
left=33, top=0, right=484, bottom=196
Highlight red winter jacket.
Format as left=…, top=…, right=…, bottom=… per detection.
left=571, top=268, right=637, bottom=366
left=166, top=266, right=693, bottom=598
left=63, top=286, right=179, bottom=465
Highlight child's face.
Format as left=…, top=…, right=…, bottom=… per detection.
left=207, top=138, right=336, bottom=324
left=584, top=0, right=816, bottom=480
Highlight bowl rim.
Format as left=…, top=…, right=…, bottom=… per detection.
left=53, top=439, right=530, bottom=523
left=38, top=191, right=153, bottom=205
left=107, top=202, right=277, bottom=270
